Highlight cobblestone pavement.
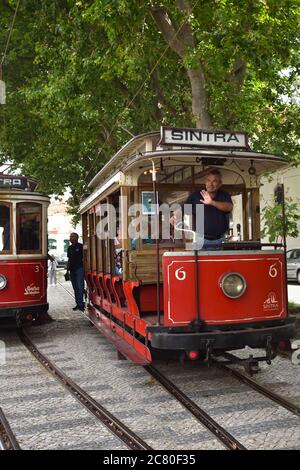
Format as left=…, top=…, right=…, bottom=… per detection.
left=225, top=347, right=300, bottom=408
left=23, top=283, right=226, bottom=450
left=0, top=329, right=127, bottom=450
left=155, top=357, right=300, bottom=450
left=1, top=281, right=300, bottom=450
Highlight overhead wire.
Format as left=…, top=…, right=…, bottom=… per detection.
left=0, top=0, right=21, bottom=74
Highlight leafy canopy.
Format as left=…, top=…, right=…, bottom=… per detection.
left=0, top=0, right=299, bottom=206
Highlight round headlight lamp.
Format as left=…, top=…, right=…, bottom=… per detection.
left=220, top=273, right=246, bottom=299
left=0, top=274, right=7, bottom=290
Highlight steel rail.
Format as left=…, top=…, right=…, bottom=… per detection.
left=214, top=359, right=300, bottom=418
left=59, top=280, right=246, bottom=449
left=57, top=280, right=75, bottom=299
left=18, top=329, right=152, bottom=450
left=144, top=365, right=246, bottom=451
left=0, top=408, right=21, bottom=450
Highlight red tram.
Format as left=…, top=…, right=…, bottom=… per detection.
left=80, top=127, right=296, bottom=367
left=0, top=174, right=50, bottom=326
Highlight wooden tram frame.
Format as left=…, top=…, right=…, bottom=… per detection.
left=80, top=127, right=296, bottom=365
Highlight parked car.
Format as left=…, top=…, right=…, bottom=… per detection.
left=56, top=252, right=68, bottom=268
left=287, top=248, right=300, bottom=284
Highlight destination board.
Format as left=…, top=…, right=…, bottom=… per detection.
left=160, top=126, right=248, bottom=149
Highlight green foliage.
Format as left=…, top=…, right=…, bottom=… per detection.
left=261, top=196, right=300, bottom=243
left=0, top=0, right=299, bottom=212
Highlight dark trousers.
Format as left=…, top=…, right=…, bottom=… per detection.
left=70, top=267, right=84, bottom=309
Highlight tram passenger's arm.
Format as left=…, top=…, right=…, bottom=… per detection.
left=200, top=191, right=233, bottom=212
left=211, top=200, right=233, bottom=212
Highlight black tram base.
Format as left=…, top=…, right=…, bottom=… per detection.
left=0, top=304, right=49, bottom=327
left=147, top=317, right=296, bottom=352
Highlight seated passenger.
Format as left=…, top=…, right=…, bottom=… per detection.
left=114, top=227, right=122, bottom=275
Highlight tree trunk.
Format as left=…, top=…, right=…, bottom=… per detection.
left=151, top=3, right=213, bottom=129
left=187, top=67, right=212, bottom=128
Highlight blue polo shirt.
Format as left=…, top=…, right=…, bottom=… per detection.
left=185, top=190, right=232, bottom=239
left=67, top=242, right=83, bottom=271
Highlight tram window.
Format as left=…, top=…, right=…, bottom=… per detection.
left=0, top=203, right=11, bottom=252
left=17, top=203, right=42, bottom=253
left=63, top=239, right=70, bottom=252
left=48, top=238, right=57, bottom=250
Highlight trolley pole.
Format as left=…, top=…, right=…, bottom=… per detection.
left=281, top=183, right=289, bottom=308
left=151, top=160, right=161, bottom=325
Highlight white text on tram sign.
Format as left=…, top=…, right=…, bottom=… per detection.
left=161, top=127, right=248, bottom=149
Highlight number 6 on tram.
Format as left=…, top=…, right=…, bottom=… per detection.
left=80, top=127, right=296, bottom=368
left=0, top=175, right=50, bottom=326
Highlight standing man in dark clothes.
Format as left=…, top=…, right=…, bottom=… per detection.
left=187, top=169, right=233, bottom=248
left=67, top=232, right=85, bottom=311
left=172, top=169, right=233, bottom=249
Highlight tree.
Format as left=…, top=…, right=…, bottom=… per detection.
left=261, top=196, right=300, bottom=243
left=0, top=0, right=299, bottom=207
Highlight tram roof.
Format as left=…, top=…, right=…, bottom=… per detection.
left=88, top=128, right=287, bottom=190
left=0, top=188, right=50, bottom=200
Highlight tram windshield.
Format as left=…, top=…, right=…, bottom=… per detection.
left=17, top=202, right=42, bottom=253
left=0, top=203, right=11, bottom=252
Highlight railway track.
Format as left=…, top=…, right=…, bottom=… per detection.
left=57, top=279, right=77, bottom=300
left=57, top=280, right=300, bottom=448
left=0, top=407, right=20, bottom=450
left=144, top=365, right=246, bottom=450
left=214, top=358, right=300, bottom=418
left=58, top=281, right=246, bottom=450
left=18, top=329, right=151, bottom=450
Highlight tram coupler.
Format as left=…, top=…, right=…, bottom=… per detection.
left=221, top=352, right=260, bottom=375
left=217, top=349, right=277, bottom=375
left=265, top=335, right=276, bottom=365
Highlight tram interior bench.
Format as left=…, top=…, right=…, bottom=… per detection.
left=127, top=248, right=184, bottom=316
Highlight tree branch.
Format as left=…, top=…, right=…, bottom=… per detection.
left=151, top=5, right=186, bottom=57
left=226, top=58, right=247, bottom=92
left=151, top=1, right=212, bottom=128
left=150, top=68, right=178, bottom=119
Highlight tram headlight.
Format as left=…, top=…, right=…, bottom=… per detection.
left=220, top=273, right=246, bottom=299
left=0, top=274, right=7, bottom=290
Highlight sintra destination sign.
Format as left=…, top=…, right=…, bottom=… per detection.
left=0, top=175, right=28, bottom=189
left=160, top=126, right=248, bottom=149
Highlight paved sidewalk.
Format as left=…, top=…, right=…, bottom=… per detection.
left=288, top=283, right=300, bottom=305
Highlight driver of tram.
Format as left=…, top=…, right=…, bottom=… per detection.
left=171, top=169, right=233, bottom=250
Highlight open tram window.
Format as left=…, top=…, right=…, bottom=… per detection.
left=0, top=203, right=11, bottom=252
left=48, top=238, right=57, bottom=251
left=63, top=239, right=70, bottom=252
left=17, top=202, right=42, bottom=253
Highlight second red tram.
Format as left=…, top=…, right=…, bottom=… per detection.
left=80, top=127, right=296, bottom=366
left=0, top=174, right=50, bottom=326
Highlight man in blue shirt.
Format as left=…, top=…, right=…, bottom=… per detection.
left=173, top=169, right=233, bottom=249
left=67, top=232, right=85, bottom=311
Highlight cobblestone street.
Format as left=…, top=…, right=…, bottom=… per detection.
left=0, top=281, right=300, bottom=450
